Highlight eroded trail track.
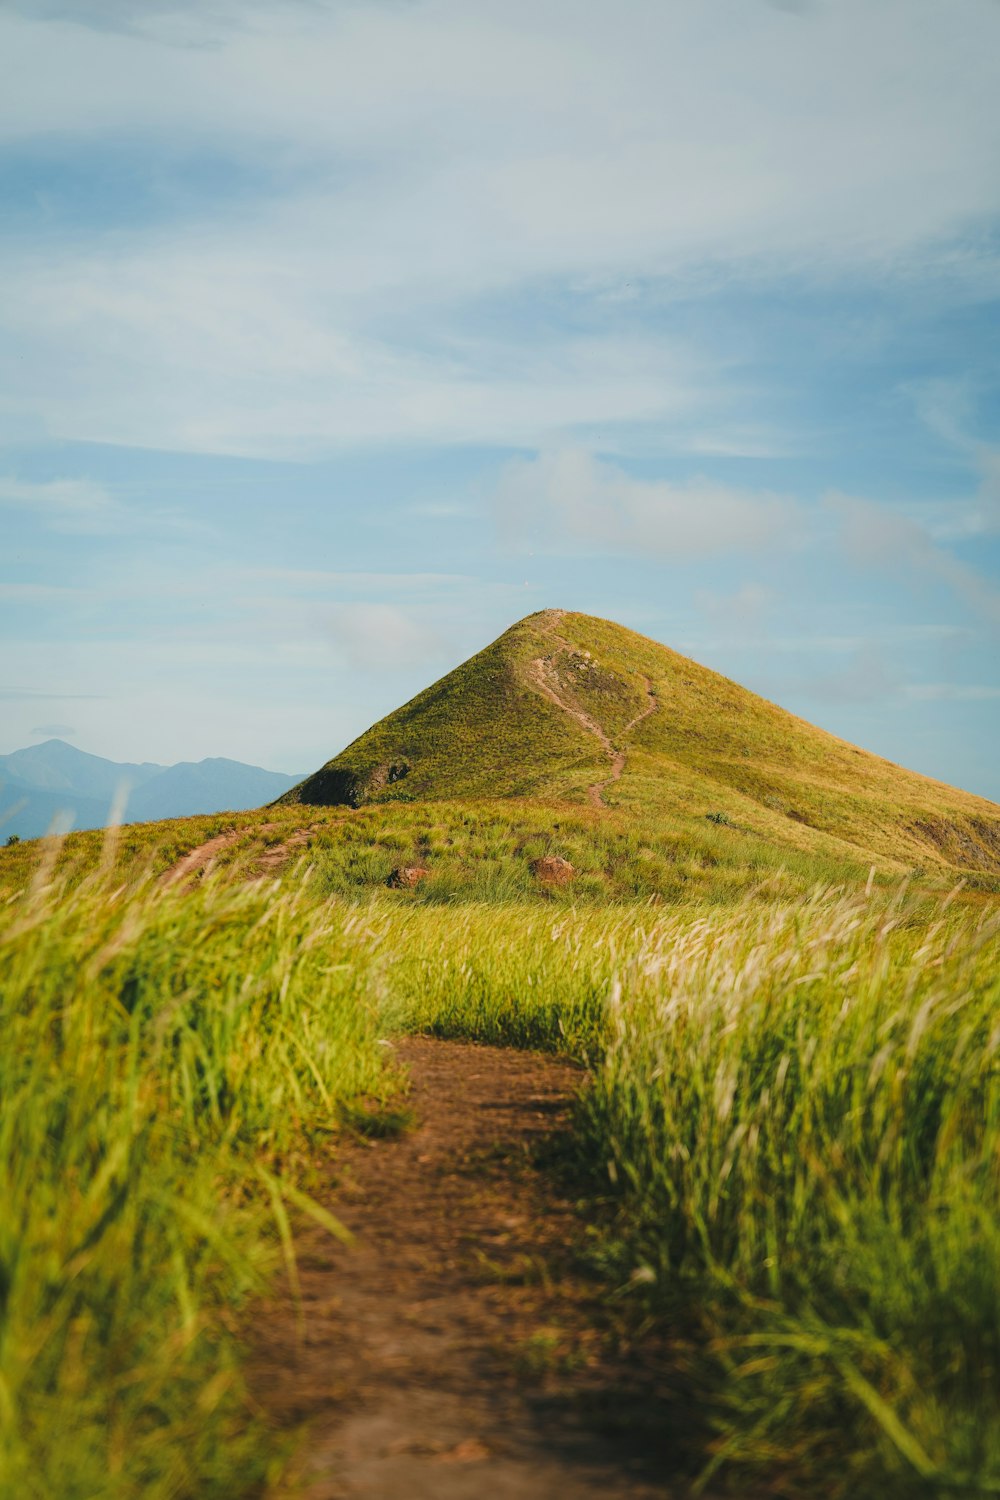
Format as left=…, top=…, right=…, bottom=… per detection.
left=160, top=821, right=326, bottom=887
left=253, top=1038, right=670, bottom=1499
left=529, top=609, right=657, bottom=808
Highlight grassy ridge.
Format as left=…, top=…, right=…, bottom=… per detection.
left=0, top=797, right=879, bottom=908
left=8, top=793, right=990, bottom=912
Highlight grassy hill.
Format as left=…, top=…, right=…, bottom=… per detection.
left=4, top=612, right=1000, bottom=1499
left=282, top=608, right=1000, bottom=876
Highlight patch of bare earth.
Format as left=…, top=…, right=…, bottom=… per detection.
left=253, top=825, right=325, bottom=878
left=160, top=821, right=330, bottom=886
left=159, top=828, right=248, bottom=887
left=251, top=1038, right=674, bottom=1499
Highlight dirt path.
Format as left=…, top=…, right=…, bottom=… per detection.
left=252, top=1038, right=672, bottom=1499
left=527, top=655, right=618, bottom=808
left=160, top=821, right=326, bottom=887
left=254, top=824, right=321, bottom=877
left=529, top=610, right=657, bottom=808
left=159, top=827, right=251, bottom=887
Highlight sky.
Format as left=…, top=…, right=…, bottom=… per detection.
left=1, top=0, right=999, bottom=799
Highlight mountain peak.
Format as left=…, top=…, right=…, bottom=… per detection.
left=283, top=610, right=1000, bottom=875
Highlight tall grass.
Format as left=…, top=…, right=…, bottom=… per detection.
left=4, top=842, right=999, bottom=1497
left=0, top=862, right=390, bottom=1499
left=575, top=889, right=1000, bottom=1496
left=375, top=887, right=1000, bottom=1495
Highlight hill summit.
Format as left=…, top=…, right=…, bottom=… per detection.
left=283, top=609, right=1000, bottom=873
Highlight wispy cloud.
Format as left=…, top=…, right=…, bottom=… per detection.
left=0, top=474, right=197, bottom=537
left=0, top=687, right=104, bottom=700
left=792, top=648, right=901, bottom=706
left=905, top=378, right=1000, bottom=537
left=695, top=583, right=776, bottom=627
left=1, top=1, right=999, bottom=456
left=829, top=491, right=1000, bottom=626
left=0, top=475, right=121, bottom=532
left=496, top=449, right=798, bottom=560
left=0, top=582, right=95, bottom=600
left=326, top=603, right=446, bottom=673
left=29, top=721, right=76, bottom=737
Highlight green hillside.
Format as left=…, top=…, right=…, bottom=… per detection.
left=282, top=608, right=1000, bottom=875
left=4, top=610, right=1000, bottom=1500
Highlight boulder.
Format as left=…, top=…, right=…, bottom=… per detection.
left=386, top=865, right=430, bottom=889
left=530, top=855, right=575, bottom=885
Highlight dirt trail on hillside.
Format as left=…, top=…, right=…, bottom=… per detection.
left=160, top=821, right=326, bottom=887
left=527, top=656, right=617, bottom=807
left=159, top=829, right=251, bottom=887
left=529, top=609, right=657, bottom=808
left=252, top=1038, right=673, bottom=1499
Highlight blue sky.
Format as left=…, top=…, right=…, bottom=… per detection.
left=1, top=0, right=999, bottom=799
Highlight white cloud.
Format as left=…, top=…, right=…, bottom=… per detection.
left=829, top=491, right=1000, bottom=626
left=0, top=688, right=104, bottom=701
left=325, top=604, right=446, bottom=673
left=496, top=449, right=798, bottom=559
left=0, top=475, right=198, bottom=537
left=0, top=475, right=121, bottom=532
left=2, top=1, right=998, bottom=271
left=695, top=583, right=776, bottom=626
left=0, top=248, right=708, bottom=454
left=247, top=569, right=475, bottom=595
left=0, top=0, right=998, bottom=455
left=979, top=447, right=1000, bottom=530
left=904, top=379, right=1000, bottom=537
left=793, top=648, right=901, bottom=706
left=0, top=582, right=94, bottom=601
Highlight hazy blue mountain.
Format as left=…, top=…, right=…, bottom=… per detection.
left=0, top=740, right=302, bottom=841
left=0, top=738, right=165, bottom=801
left=0, top=773, right=110, bottom=842
left=127, top=758, right=303, bottom=821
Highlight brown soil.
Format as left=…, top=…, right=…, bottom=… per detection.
left=251, top=1038, right=674, bottom=1499
left=160, top=821, right=329, bottom=886
left=529, top=610, right=657, bottom=808
left=159, top=827, right=250, bottom=887
left=255, top=825, right=324, bottom=877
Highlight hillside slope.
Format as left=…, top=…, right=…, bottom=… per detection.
left=283, top=609, right=1000, bottom=874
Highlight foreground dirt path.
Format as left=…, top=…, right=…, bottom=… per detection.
left=252, top=1038, right=671, bottom=1499
left=529, top=609, right=657, bottom=808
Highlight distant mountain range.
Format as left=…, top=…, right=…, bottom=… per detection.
left=0, top=739, right=303, bottom=840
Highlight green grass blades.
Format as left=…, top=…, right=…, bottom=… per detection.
left=4, top=828, right=1000, bottom=1498
left=571, top=890, right=1000, bottom=1497
left=365, top=888, right=1000, bottom=1493
left=0, top=870, right=390, bottom=1499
